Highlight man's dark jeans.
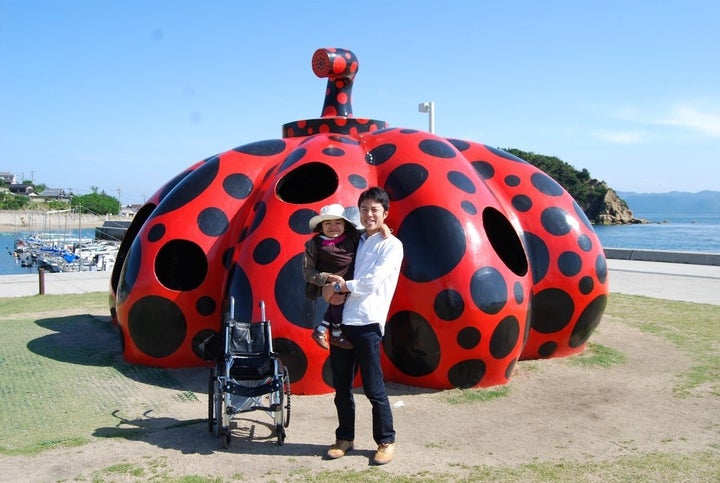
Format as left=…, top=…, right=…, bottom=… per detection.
left=330, top=323, right=395, bottom=445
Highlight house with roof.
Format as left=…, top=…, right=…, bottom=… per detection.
left=0, top=172, right=16, bottom=185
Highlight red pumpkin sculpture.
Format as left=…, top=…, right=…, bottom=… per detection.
left=110, top=48, right=608, bottom=395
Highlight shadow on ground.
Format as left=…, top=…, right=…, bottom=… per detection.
left=28, top=314, right=207, bottom=393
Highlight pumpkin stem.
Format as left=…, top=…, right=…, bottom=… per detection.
left=312, top=48, right=357, bottom=118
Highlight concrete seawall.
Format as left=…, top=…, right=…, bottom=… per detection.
left=604, top=248, right=720, bottom=266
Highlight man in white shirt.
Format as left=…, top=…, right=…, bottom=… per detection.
left=323, top=187, right=403, bottom=465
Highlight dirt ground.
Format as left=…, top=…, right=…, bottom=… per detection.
left=1, top=313, right=718, bottom=482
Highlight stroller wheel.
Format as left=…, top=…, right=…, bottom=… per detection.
left=222, top=429, right=232, bottom=449
left=276, top=424, right=286, bottom=445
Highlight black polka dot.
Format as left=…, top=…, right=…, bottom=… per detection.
left=523, top=232, right=550, bottom=285
left=541, top=207, right=573, bottom=236
left=577, top=234, right=593, bottom=251
left=247, top=201, right=267, bottom=237
left=531, top=288, right=574, bottom=333
left=196, top=296, right=216, bottom=316
left=154, top=158, right=220, bottom=216
left=155, top=239, right=208, bottom=291
left=419, top=139, right=456, bottom=158
left=197, top=207, right=228, bottom=237
left=538, top=341, right=557, bottom=357
left=490, top=316, right=520, bottom=359
left=116, top=239, right=141, bottom=303
left=447, top=171, right=476, bottom=194
left=385, top=163, right=429, bottom=201
left=504, top=358, right=517, bottom=379
left=329, top=134, right=359, bottom=145
left=573, top=200, right=594, bottom=230
left=399, top=206, right=466, bottom=282
left=522, top=296, right=532, bottom=345
left=348, top=174, right=367, bottom=189
left=513, top=281, right=524, bottom=304
left=384, top=311, right=440, bottom=377
left=158, top=169, right=194, bottom=203
left=223, top=173, right=254, bottom=199
left=275, top=254, right=309, bottom=328
left=579, top=275, right=594, bottom=295
left=461, top=200, right=477, bottom=215
left=558, top=251, right=582, bottom=277
left=322, top=355, right=333, bottom=388
left=531, top=172, right=564, bottom=197
left=448, top=359, right=486, bottom=388
left=222, top=247, right=234, bottom=270
left=128, top=296, right=186, bottom=358
left=226, top=264, right=254, bottom=323
left=512, top=194, right=533, bottom=212
left=447, top=138, right=471, bottom=151
left=470, top=266, right=508, bottom=315
left=279, top=148, right=307, bottom=172
left=272, top=337, right=308, bottom=385
left=457, top=327, right=481, bottom=349
left=596, top=254, right=608, bottom=284
left=147, top=223, right=165, bottom=243
left=569, top=295, right=607, bottom=348
left=434, top=289, right=465, bottom=321
left=484, top=146, right=526, bottom=163
left=233, top=139, right=287, bottom=156
left=366, top=144, right=396, bottom=165
left=505, top=175, right=521, bottom=187
left=253, top=238, right=281, bottom=265
left=289, top=208, right=315, bottom=235
left=471, top=160, right=495, bottom=179
left=192, top=328, right=217, bottom=360
left=322, top=146, right=345, bottom=156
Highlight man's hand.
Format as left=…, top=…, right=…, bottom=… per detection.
left=322, top=284, right=347, bottom=305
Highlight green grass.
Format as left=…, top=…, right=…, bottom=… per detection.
left=604, top=293, right=720, bottom=397
left=0, top=291, right=718, bottom=481
left=440, top=385, right=511, bottom=405
left=0, top=292, right=202, bottom=455
left=567, top=342, right=626, bottom=368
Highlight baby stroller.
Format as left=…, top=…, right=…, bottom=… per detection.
left=207, top=297, right=291, bottom=447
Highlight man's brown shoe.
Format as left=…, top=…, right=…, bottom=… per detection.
left=326, top=440, right=353, bottom=459
left=373, top=442, right=395, bottom=465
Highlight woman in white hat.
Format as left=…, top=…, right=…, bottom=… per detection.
left=302, top=203, right=359, bottom=349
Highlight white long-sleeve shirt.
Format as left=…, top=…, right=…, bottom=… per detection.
left=342, top=231, right=403, bottom=334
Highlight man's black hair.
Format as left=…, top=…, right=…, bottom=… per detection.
left=358, top=186, right=389, bottom=211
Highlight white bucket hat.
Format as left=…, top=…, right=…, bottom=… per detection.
left=309, top=203, right=354, bottom=231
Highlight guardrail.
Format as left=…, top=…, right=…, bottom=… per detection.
left=604, top=248, right=720, bottom=266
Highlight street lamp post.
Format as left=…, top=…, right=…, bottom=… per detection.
left=418, top=101, right=435, bottom=133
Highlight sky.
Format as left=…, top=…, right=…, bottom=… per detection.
left=1, top=1, right=719, bottom=205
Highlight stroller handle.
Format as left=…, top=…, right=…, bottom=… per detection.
left=227, top=296, right=267, bottom=323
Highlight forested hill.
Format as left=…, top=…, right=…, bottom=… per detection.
left=505, top=148, right=609, bottom=204
left=503, top=148, right=629, bottom=223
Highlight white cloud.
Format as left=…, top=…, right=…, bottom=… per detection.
left=655, top=104, right=720, bottom=137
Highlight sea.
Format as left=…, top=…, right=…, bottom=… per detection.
left=1, top=213, right=719, bottom=277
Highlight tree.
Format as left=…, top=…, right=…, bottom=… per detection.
left=70, top=191, right=120, bottom=215
left=0, top=192, right=31, bottom=210
left=504, top=148, right=608, bottom=209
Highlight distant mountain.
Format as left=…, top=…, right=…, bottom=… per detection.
left=617, top=191, right=720, bottom=216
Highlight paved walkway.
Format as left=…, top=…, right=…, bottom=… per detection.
left=1, top=260, right=719, bottom=306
